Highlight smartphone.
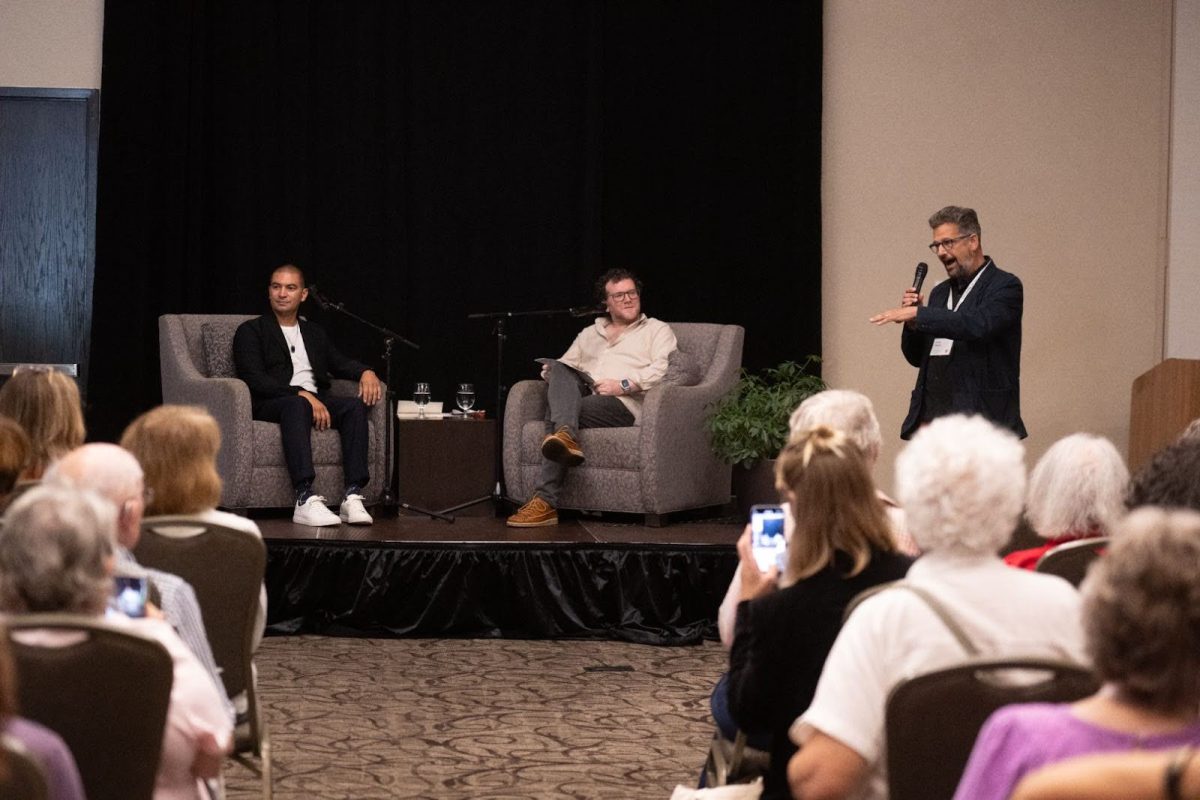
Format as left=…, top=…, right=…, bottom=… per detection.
left=112, top=576, right=149, bottom=618
left=750, top=504, right=787, bottom=572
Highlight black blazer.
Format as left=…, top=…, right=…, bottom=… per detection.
left=727, top=550, right=913, bottom=800
left=232, top=314, right=369, bottom=413
left=899, top=260, right=1026, bottom=439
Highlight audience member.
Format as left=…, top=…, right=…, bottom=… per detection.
left=1010, top=747, right=1200, bottom=800
left=955, top=507, right=1200, bottom=800
left=786, top=414, right=1086, bottom=800
left=0, top=415, right=31, bottom=513
left=121, top=404, right=267, bottom=656
left=1004, top=433, right=1128, bottom=569
left=724, top=426, right=913, bottom=799
left=717, top=389, right=916, bottom=648
left=0, top=485, right=232, bottom=800
left=1126, top=436, right=1200, bottom=512
left=0, top=368, right=85, bottom=481
left=0, top=624, right=87, bottom=800
left=44, top=444, right=233, bottom=720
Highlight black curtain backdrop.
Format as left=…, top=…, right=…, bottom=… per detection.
left=89, top=1, right=822, bottom=442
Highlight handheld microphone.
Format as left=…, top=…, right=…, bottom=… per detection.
left=307, top=284, right=328, bottom=310
left=912, top=262, right=929, bottom=295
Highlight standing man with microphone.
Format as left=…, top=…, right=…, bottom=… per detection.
left=869, top=206, right=1026, bottom=439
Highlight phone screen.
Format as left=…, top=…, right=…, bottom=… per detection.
left=112, top=576, right=148, bottom=618
left=750, top=504, right=787, bottom=572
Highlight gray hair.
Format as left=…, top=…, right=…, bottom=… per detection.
left=928, top=205, right=981, bottom=238
left=1126, top=438, right=1200, bottom=513
left=1180, top=417, right=1200, bottom=443
left=43, top=442, right=143, bottom=504
left=1082, top=507, right=1200, bottom=713
left=788, top=389, right=883, bottom=466
left=0, top=485, right=116, bottom=614
left=895, top=414, right=1025, bottom=555
left=1027, top=433, right=1129, bottom=539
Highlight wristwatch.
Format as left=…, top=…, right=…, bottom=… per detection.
left=620, top=379, right=632, bottom=394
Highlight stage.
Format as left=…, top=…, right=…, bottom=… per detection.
left=258, top=507, right=741, bottom=645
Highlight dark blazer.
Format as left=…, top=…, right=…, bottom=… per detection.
left=727, top=550, right=913, bottom=800
left=899, top=260, right=1026, bottom=439
left=232, top=314, right=369, bottom=414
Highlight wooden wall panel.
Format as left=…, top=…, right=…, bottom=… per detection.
left=0, top=88, right=98, bottom=394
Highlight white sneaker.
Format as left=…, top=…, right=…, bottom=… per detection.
left=339, top=493, right=373, bottom=525
left=293, top=495, right=341, bottom=527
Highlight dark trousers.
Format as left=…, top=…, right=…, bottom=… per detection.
left=535, top=361, right=634, bottom=505
left=255, top=393, right=370, bottom=494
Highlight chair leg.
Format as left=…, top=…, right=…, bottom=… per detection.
left=645, top=513, right=667, bottom=528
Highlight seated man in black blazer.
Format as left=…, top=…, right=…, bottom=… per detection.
left=233, top=264, right=382, bottom=526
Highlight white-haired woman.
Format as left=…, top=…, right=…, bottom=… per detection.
left=787, top=415, right=1087, bottom=800
left=1005, top=433, right=1129, bottom=569
left=0, top=486, right=232, bottom=800
left=955, top=507, right=1200, bottom=800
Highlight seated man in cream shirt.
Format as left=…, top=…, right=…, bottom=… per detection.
left=507, top=268, right=676, bottom=527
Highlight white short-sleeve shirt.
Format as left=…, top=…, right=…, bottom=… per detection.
left=790, top=552, right=1087, bottom=800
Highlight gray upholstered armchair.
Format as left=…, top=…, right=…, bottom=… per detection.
left=503, top=322, right=744, bottom=525
left=158, top=314, right=387, bottom=509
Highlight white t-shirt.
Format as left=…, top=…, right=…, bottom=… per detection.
left=280, top=323, right=317, bottom=393
left=790, top=552, right=1087, bottom=800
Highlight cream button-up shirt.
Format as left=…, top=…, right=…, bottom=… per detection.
left=558, top=314, right=677, bottom=423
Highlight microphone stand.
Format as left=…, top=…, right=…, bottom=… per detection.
left=311, top=288, right=452, bottom=523
left=445, top=305, right=604, bottom=516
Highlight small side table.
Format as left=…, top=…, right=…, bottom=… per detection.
left=395, top=417, right=497, bottom=514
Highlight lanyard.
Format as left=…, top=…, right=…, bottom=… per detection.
left=946, top=259, right=991, bottom=311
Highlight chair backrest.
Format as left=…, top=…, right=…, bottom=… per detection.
left=666, top=322, right=744, bottom=390
left=136, top=516, right=265, bottom=702
left=158, top=314, right=256, bottom=400
left=5, top=614, right=173, bottom=800
left=886, top=658, right=1099, bottom=800
left=0, top=735, right=49, bottom=800
left=1034, top=537, right=1109, bottom=587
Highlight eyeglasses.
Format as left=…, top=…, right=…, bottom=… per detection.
left=928, top=233, right=974, bottom=253
left=607, top=290, right=639, bottom=301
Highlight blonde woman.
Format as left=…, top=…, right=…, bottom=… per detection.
left=120, top=405, right=265, bottom=656
left=120, top=405, right=261, bottom=539
left=725, top=426, right=912, bottom=799
left=0, top=368, right=85, bottom=481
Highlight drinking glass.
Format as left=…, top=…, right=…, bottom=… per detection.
left=413, top=382, right=431, bottom=417
left=456, top=383, right=476, bottom=415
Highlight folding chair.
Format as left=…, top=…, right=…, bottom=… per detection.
left=6, top=614, right=173, bottom=800
left=885, top=657, right=1099, bottom=800
left=137, top=515, right=271, bottom=800
left=1034, top=536, right=1109, bottom=587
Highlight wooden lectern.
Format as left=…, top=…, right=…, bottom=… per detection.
left=1129, top=359, right=1200, bottom=471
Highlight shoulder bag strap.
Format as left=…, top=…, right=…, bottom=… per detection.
left=842, top=580, right=980, bottom=657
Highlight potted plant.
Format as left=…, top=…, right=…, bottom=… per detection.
left=705, top=357, right=826, bottom=515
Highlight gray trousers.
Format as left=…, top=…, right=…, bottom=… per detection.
left=536, top=361, right=634, bottom=505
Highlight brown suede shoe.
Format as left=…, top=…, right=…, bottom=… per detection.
left=541, top=427, right=585, bottom=466
left=507, top=495, right=558, bottom=527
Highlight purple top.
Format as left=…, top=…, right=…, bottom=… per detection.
left=3, top=717, right=88, bottom=800
left=954, top=703, right=1200, bottom=800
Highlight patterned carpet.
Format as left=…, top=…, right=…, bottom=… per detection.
left=225, top=635, right=726, bottom=799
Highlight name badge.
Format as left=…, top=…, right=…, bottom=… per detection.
left=930, top=338, right=953, bottom=357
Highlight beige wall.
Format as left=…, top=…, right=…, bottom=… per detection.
left=0, top=0, right=104, bottom=88
left=823, top=0, right=1173, bottom=493
left=1168, top=0, right=1200, bottom=359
